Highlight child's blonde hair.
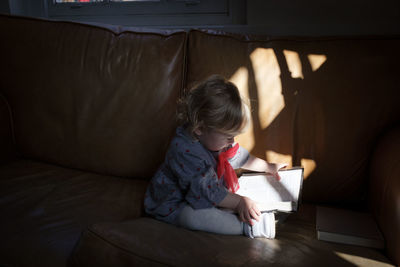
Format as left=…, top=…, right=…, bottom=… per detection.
left=178, top=75, right=250, bottom=136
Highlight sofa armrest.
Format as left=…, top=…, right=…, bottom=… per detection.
left=369, top=126, right=400, bottom=266
left=0, top=93, right=16, bottom=164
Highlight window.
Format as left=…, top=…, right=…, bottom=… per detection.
left=54, top=0, right=160, bottom=3
left=46, top=0, right=246, bottom=27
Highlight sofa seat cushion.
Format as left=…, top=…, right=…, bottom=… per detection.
left=70, top=204, right=392, bottom=266
left=0, top=159, right=147, bottom=267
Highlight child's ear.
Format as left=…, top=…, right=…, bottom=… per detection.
left=193, top=127, right=203, bottom=136
left=193, top=121, right=207, bottom=136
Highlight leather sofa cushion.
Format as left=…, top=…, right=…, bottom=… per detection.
left=0, top=159, right=147, bottom=267
left=70, top=204, right=392, bottom=267
left=0, top=15, right=186, bottom=178
left=0, top=94, right=15, bottom=164
left=370, top=126, right=400, bottom=264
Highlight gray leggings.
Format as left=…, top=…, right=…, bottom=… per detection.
left=178, top=205, right=247, bottom=236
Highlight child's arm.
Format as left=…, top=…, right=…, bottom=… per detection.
left=241, top=154, right=288, bottom=180
left=218, top=192, right=260, bottom=226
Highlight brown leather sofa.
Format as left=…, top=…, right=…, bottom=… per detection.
left=0, top=14, right=399, bottom=267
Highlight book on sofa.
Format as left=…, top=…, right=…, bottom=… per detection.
left=236, top=167, right=304, bottom=213
left=316, top=206, right=385, bottom=249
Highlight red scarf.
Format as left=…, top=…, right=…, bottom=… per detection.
left=217, top=143, right=240, bottom=193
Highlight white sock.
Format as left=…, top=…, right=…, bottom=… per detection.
left=245, top=212, right=276, bottom=239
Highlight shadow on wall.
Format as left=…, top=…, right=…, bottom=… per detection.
left=231, top=45, right=326, bottom=204
left=234, top=47, right=325, bottom=177
left=186, top=32, right=400, bottom=206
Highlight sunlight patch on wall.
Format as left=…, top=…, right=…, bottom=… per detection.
left=229, top=67, right=255, bottom=151
left=283, top=50, right=303, bottom=79
left=266, top=150, right=293, bottom=168
left=266, top=151, right=316, bottom=179
left=230, top=66, right=249, bottom=100
left=300, top=158, right=316, bottom=179
left=307, top=54, right=327, bottom=72
left=250, top=48, right=285, bottom=130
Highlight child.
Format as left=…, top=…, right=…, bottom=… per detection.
left=144, top=75, right=287, bottom=238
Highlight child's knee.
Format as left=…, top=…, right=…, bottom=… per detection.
left=178, top=205, right=198, bottom=229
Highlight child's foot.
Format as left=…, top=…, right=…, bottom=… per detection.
left=245, top=212, right=275, bottom=239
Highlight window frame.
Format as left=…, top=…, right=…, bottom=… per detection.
left=45, top=0, right=246, bottom=26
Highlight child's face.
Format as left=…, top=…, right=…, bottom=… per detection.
left=195, top=128, right=236, bottom=152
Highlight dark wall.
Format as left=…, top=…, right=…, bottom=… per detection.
left=0, top=1, right=10, bottom=14
left=247, top=0, right=400, bottom=36
left=6, top=0, right=400, bottom=36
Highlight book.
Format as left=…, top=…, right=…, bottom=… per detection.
left=316, top=206, right=385, bottom=249
left=236, top=167, right=304, bottom=213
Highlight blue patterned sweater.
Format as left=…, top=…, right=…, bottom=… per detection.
left=144, top=126, right=249, bottom=224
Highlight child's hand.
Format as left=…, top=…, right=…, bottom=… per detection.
left=241, top=155, right=288, bottom=180
left=267, top=163, right=288, bottom=181
left=236, top=196, right=261, bottom=226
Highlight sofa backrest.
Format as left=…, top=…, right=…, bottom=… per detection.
left=1, top=15, right=399, bottom=205
left=0, top=15, right=186, bottom=178
left=0, top=94, right=15, bottom=164
left=370, top=126, right=400, bottom=265
left=186, top=30, right=400, bottom=204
